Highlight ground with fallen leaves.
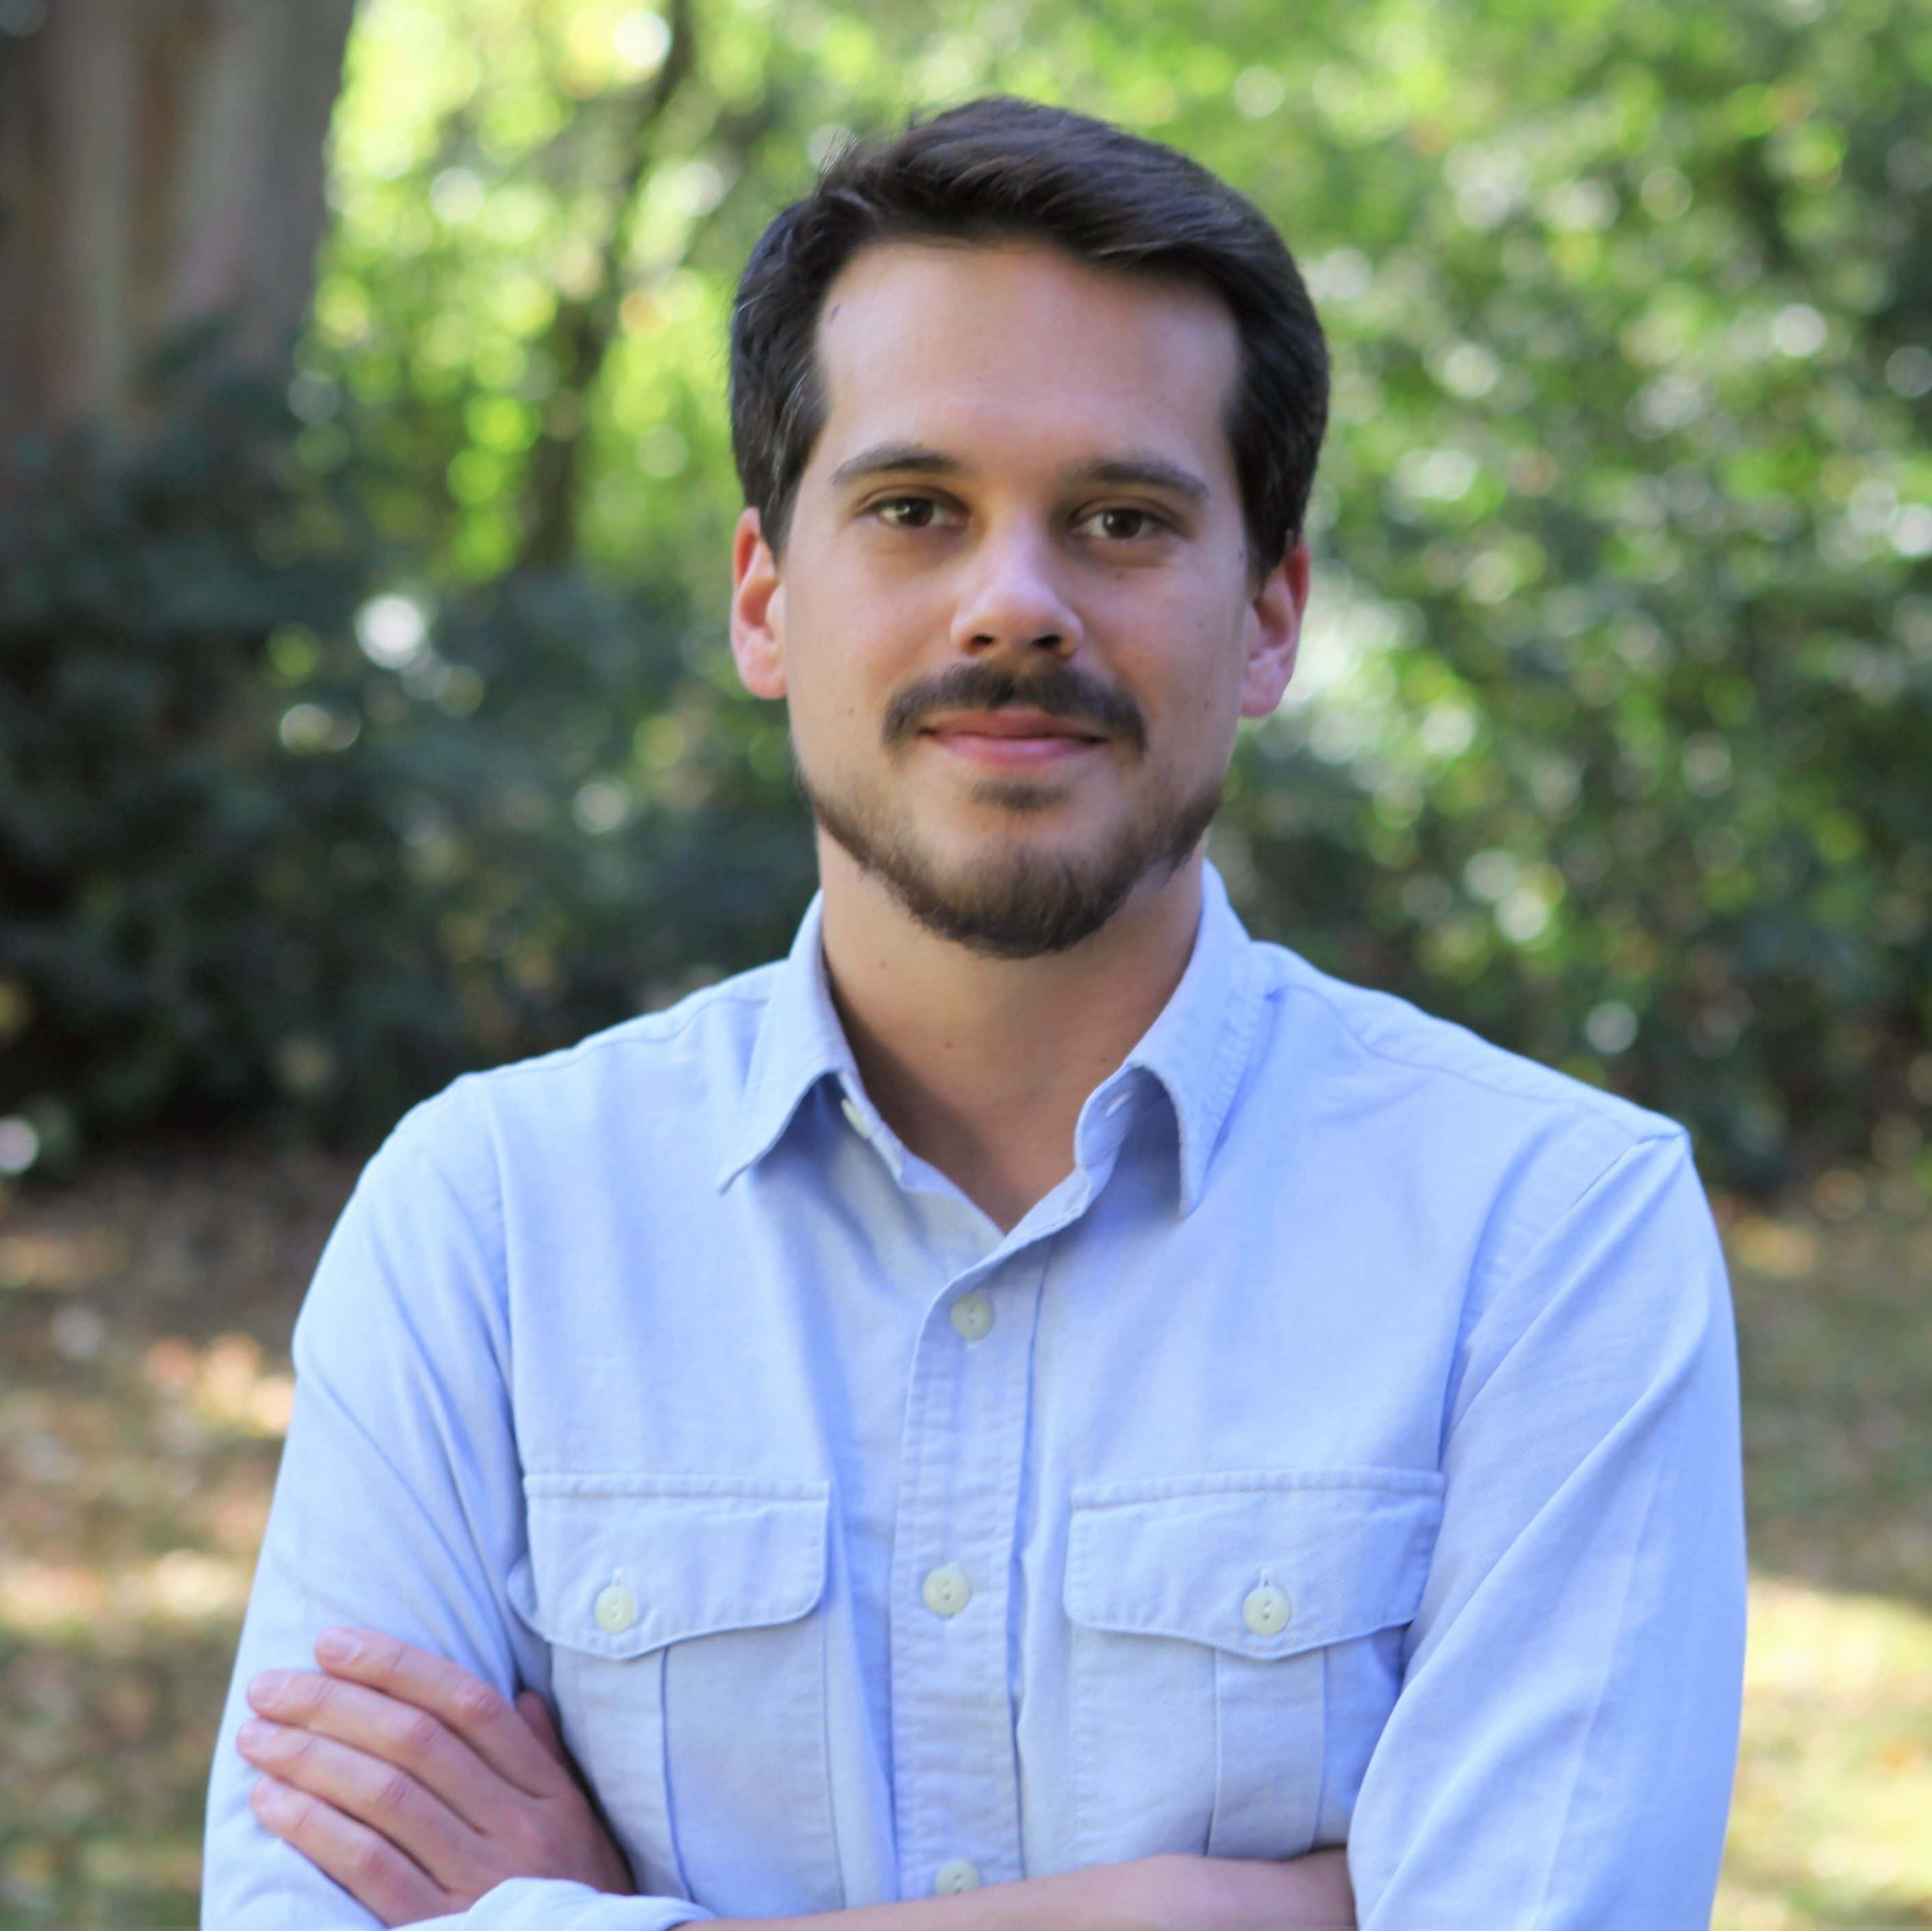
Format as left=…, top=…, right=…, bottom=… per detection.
left=1, top=1139, right=1929, bottom=1930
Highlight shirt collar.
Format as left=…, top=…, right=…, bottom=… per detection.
left=1106, top=859, right=1267, bottom=1215
left=715, top=889, right=856, bottom=1192
left=715, top=862, right=1267, bottom=1213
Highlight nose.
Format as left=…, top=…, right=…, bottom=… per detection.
left=948, top=521, right=1082, bottom=660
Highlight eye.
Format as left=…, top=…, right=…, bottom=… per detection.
left=873, top=495, right=945, bottom=530
left=1078, top=506, right=1167, bottom=541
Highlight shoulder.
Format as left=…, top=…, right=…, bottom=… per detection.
left=1247, top=940, right=1693, bottom=1234
left=378, top=959, right=786, bottom=1195
left=1263, top=943, right=1672, bottom=1130
left=1236, top=946, right=1726, bottom=1384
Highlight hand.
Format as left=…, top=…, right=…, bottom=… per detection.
left=238, top=1626, right=634, bottom=1927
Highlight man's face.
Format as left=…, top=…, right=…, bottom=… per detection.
left=730, top=238, right=1307, bottom=957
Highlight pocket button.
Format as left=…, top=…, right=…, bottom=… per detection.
left=593, top=1579, right=639, bottom=1634
left=1242, top=1581, right=1291, bottom=1638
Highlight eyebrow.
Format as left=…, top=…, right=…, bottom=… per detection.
left=1067, top=454, right=1212, bottom=505
left=826, top=443, right=1213, bottom=506
left=828, top=443, right=964, bottom=489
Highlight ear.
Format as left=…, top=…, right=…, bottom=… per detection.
left=730, top=507, right=787, bottom=700
left=1238, top=537, right=1310, bottom=719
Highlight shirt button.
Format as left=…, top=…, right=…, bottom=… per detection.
left=593, top=1580, right=638, bottom=1634
left=949, top=1291, right=994, bottom=1342
left=1243, top=1580, right=1291, bottom=1637
left=933, top=1860, right=982, bottom=1894
left=922, top=1564, right=972, bottom=1617
left=840, top=1096, right=869, bottom=1138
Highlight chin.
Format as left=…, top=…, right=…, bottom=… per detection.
left=802, top=753, right=1221, bottom=958
left=862, top=823, right=1195, bottom=959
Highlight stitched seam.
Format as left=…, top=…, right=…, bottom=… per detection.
left=424, top=976, right=782, bottom=1105
left=1264, top=954, right=1670, bottom=1130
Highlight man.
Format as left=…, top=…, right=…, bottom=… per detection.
left=203, top=97, right=1747, bottom=1931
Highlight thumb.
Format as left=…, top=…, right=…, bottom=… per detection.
left=516, top=1689, right=567, bottom=1765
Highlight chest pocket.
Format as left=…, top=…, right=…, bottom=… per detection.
left=507, top=1475, right=840, bottom=1917
left=1064, top=1471, right=1442, bottom=1866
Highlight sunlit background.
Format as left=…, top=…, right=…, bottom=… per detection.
left=1, top=0, right=1929, bottom=1923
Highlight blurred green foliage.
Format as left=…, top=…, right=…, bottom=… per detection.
left=4, top=0, right=1931, bottom=1191
left=0, top=357, right=813, bottom=1166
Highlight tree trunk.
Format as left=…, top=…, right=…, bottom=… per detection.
left=0, top=0, right=359, bottom=444
left=515, top=0, right=696, bottom=571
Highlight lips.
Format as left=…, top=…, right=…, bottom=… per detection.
left=919, top=712, right=1107, bottom=771
left=919, top=710, right=1106, bottom=744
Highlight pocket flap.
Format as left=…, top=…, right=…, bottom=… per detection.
left=1065, top=1470, right=1442, bottom=1661
left=508, top=1476, right=832, bottom=1660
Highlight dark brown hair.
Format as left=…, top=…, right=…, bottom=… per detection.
left=729, top=96, right=1329, bottom=573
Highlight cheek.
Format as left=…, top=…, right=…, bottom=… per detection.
left=826, top=600, right=950, bottom=722
left=779, top=619, right=901, bottom=755
left=1151, top=617, right=1248, bottom=743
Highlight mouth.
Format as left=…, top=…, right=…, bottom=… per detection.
left=919, top=711, right=1109, bottom=770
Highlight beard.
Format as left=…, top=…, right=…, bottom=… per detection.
left=795, top=747, right=1225, bottom=960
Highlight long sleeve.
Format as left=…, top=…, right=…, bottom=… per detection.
left=1347, top=1130, right=1747, bottom=1930
left=203, top=880, right=1752, bottom=1921
left=200, top=1098, right=715, bottom=1931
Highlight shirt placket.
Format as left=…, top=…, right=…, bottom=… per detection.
left=887, top=1243, right=1048, bottom=1899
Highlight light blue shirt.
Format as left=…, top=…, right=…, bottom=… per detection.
left=203, top=864, right=1746, bottom=1930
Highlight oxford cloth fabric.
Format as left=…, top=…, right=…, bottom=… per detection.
left=201, top=864, right=1746, bottom=1930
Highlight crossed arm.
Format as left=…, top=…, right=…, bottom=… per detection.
left=234, top=1625, right=1356, bottom=1931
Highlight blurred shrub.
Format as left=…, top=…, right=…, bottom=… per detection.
left=0, top=363, right=813, bottom=1167
left=0, top=342, right=1927, bottom=1190
left=1202, top=0, right=1932, bottom=1191
left=5, top=0, right=1932, bottom=1196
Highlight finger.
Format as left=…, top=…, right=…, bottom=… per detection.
left=269, top=1630, right=563, bottom=1802
left=247, top=1668, right=519, bottom=1832
left=311, top=1629, right=565, bottom=1800
left=250, top=1771, right=449, bottom=1930
left=238, top=1718, right=484, bottom=1887
left=515, top=1690, right=567, bottom=1766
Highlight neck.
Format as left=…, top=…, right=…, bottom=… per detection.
left=817, top=840, right=1206, bottom=1231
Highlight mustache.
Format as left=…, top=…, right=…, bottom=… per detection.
left=882, top=661, right=1148, bottom=753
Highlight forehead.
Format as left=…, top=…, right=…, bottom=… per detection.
left=806, top=239, right=1242, bottom=489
